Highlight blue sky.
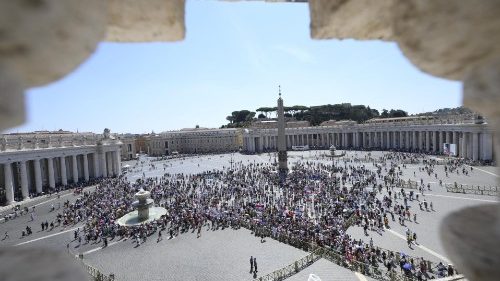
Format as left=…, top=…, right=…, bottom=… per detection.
left=8, top=1, right=462, bottom=134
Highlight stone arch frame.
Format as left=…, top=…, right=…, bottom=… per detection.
left=1, top=0, right=499, bottom=279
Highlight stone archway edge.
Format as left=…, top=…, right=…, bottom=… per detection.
left=1, top=1, right=500, bottom=279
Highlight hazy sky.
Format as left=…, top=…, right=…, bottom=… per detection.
left=7, top=1, right=462, bottom=134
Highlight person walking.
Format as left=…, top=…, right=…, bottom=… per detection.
left=157, top=230, right=162, bottom=242
left=250, top=256, right=254, bottom=273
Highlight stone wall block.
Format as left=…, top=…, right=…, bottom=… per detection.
left=0, top=63, right=25, bottom=131
left=309, top=0, right=394, bottom=41
left=106, top=0, right=186, bottom=42
left=0, top=0, right=108, bottom=87
left=393, top=0, right=500, bottom=80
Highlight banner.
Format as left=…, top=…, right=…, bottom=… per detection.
left=443, top=143, right=457, bottom=156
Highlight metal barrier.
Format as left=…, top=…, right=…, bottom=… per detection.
left=257, top=249, right=323, bottom=281
left=80, top=261, right=115, bottom=281
left=317, top=247, right=386, bottom=280
left=67, top=248, right=115, bottom=281
left=445, top=183, right=498, bottom=196
left=242, top=220, right=449, bottom=281
left=399, top=180, right=418, bottom=189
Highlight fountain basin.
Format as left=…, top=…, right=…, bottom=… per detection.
left=116, top=206, right=167, bottom=226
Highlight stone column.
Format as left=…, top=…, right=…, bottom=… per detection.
left=399, top=131, right=404, bottom=149
left=481, top=133, right=493, bottom=160
left=47, top=157, right=55, bottom=189
left=83, top=154, right=89, bottom=181
left=3, top=163, right=15, bottom=204
left=439, top=131, right=444, bottom=150
left=115, top=150, right=121, bottom=176
left=406, top=131, right=410, bottom=150
left=411, top=131, right=416, bottom=150
left=19, top=161, right=29, bottom=199
left=472, top=133, right=479, bottom=161
left=93, top=153, right=100, bottom=178
left=433, top=131, right=438, bottom=152
left=418, top=132, right=424, bottom=150
left=392, top=131, right=396, bottom=149
left=60, top=156, right=67, bottom=185
left=462, top=133, right=468, bottom=159
left=426, top=131, right=431, bottom=152
left=72, top=155, right=78, bottom=183
left=33, top=159, right=42, bottom=194
left=387, top=131, right=396, bottom=149
left=382, top=131, right=386, bottom=149
left=101, top=152, right=108, bottom=178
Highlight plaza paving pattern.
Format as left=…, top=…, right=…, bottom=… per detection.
left=0, top=151, right=497, bottom=281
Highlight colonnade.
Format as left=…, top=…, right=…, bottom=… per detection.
left=1, top=149, right=121, bottom=205
left=243, top=127, right=493, bottom=161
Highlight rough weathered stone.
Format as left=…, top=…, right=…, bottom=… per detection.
left=106, top=0, right=185, bottom=42
left=0, top=63, right=24, bottom=131
left=463, top=58, right=500, bottom=119
left=393, top=1, right=500, bottom=81
left=0, top=247, right=88, bottom=281
left=445, top=57, right=500, bottom=281
left=440, top=204, right=500, bottom=281
left=309, top=0, right=394, bottom=41
left=0, top=0, right=107, bottom=87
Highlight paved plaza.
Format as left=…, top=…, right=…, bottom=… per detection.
left=0, top=151, right=498, bottom=281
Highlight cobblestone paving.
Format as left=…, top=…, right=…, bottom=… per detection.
left=84, top=228, right=306, bottom=281
left=1, top=151, right=497, bottom=281
left=0, top=188, right=93, bottom=248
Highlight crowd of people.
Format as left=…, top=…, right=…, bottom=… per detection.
left=1, top=151, right=472, bottom=280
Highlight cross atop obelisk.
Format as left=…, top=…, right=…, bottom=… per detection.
left=277, top=85, right=288, bottom=177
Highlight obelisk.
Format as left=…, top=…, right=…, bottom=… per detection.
left=277, top=86, right=288, bottom=175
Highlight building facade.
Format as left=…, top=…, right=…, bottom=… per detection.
left=118, top=134, right=137, bottom=160
left=242, top=115, right=494, bottom=161
left=147, top=128, right=240, bottom=156
left=0, top=129, right=122, bottom=205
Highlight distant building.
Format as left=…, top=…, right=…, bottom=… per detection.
left=0, top=129, right=122, bottom=205
left=251, top=119, right=310, bottom=129
left=320, top=120, right=356, bottom=126
left=243, top=114, right=493, bottom=161
left=117, top=134, right=137, bottom=160
left=135, top=135, right=149, bottom=154
left=147, top=128, right=240, bottom=156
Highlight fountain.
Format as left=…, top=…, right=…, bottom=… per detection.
left=116, top=189, right=167, bottom=226
left=328, top=145, right=346, bottom=158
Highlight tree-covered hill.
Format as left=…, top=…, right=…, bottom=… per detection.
left=221, top=103, right=410, bottom=128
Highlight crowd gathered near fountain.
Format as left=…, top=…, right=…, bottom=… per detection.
left=1, top=151, right=481, bottom=280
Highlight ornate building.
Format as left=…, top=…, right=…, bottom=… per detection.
left=243, top=115, right=494, bottom=161
left=0, top=129, right=122, bottom=205
left=147, top=128, right=240, bottom=156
